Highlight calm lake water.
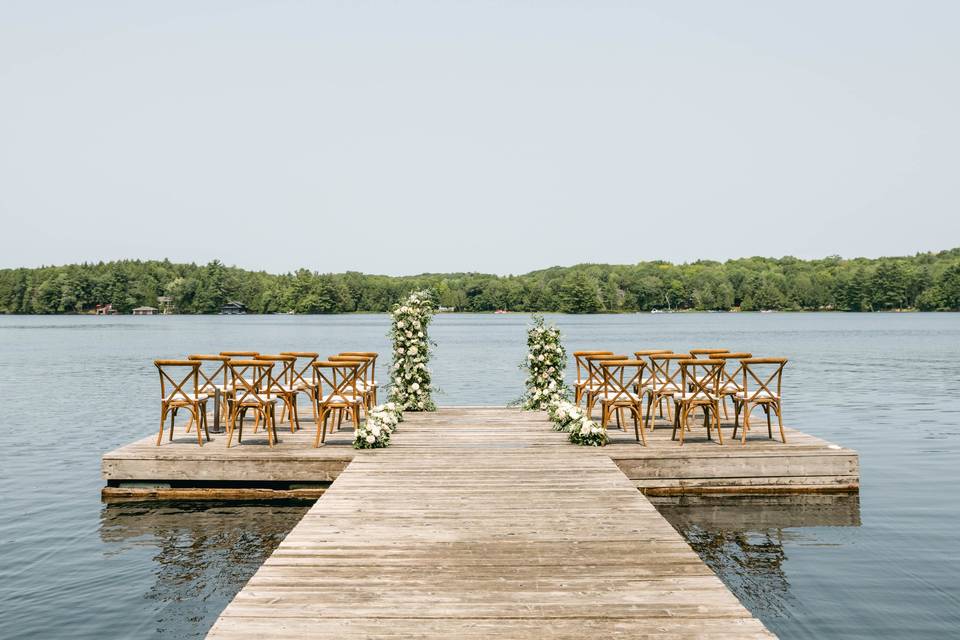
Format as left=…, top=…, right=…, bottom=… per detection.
left=1, top=313, right=958, bottom=638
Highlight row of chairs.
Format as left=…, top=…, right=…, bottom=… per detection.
left=154, top=351, right=379, bottom=448
left=572, top=349, right=787, bottom=446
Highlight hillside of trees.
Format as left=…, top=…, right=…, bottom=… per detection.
left=1, top=249, right=959, bottom=314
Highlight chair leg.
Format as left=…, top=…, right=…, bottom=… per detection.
left=193, top=406, right=203, bottom=446
left=157, top=405, right=168, bottom=446
left=714, top=402, right=724, bottom=445
left=765, top=404, right=773, bottom=438
left=742, top=403, right=750, bottom=445
left=775, top=402, right=786, bottom=443
left=678, top=405, right=688, bottom=445
left=633, top=405, right=647, bottom=446
left=226, top=407, right=237, bottom=447
left=317, top=406, right=329, bottom=446
left=202, top=404, right=210, bottom=442
left=169, top=407, right=176, bottom=441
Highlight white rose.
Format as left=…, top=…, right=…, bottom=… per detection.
left=365, top=435, right=375, bottom=443
left=410, top=382, right=420, bottom=391
left=371, top=426, right=381, bottom=436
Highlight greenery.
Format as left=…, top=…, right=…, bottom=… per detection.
left=2, top=248, right=960, bottom=314
left=520, top=315, right=568, bottom=410
left=388, top=291, right=436, bottom=411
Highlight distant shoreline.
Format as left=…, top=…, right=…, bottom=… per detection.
left=2, top=249, right=958, bottom=314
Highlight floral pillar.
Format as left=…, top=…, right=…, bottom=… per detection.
left=388, top=290, right=436, bottom=411
left=520, top=314, right=568, bottom=410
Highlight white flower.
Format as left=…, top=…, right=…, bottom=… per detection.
left=410, top=382, right=420, bottom=391
left=365, top=435, right=375, bottom=443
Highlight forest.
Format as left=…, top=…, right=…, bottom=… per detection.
left=1, top=249, right=959, bottom=314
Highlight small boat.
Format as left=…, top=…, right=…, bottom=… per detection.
left=494, top=309, right=510, bottom=314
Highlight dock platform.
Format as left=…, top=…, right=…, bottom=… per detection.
left=205, top=409, right=776, bottom=639
left=102, top=407, right=859, bottom=498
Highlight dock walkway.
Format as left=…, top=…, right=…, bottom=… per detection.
left=206, top=408, right=774, bottom=638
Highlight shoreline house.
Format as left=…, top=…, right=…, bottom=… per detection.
left=132, top=306, right=158, bottom=316
left=156, top=296, right=175, bottom=315
left=220, top=301, right=247, bottom=315
left=95, top=304, right=117, bottom=315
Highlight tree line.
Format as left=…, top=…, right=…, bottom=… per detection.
left=1, top=249, right=959, bottom=314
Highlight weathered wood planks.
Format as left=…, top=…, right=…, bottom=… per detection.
left=101, top=406, right=859, bottom=495
left=206, top=408, right=776, bottom=639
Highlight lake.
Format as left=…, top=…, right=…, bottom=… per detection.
left=0, top=313, right=958, bottom=638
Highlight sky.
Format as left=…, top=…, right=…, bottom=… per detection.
left=1, top=1, right=958, bottom=276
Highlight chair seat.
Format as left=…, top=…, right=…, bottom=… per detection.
left=597, top=391, right=642, bottom=403
left=164, top=393, right=208, bottom=403
left=200, top=383, right=233, bottom=393
left=233, top=394, right=279, bottom=404
left=319, top=394, right=363, bottom=404
left=648, top=384, right=682, bottom=394
left=677, top=392, right=720, bottom=402
left=735, top=391, right=780, bottom=401
left=293, top=380, right=317, bottom=390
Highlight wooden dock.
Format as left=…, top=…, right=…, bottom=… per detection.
left=102, top=407, right=858, bottom=498
left=205, top=409, right=776, bottom=639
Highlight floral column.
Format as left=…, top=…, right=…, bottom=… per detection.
left=388, top=290, right=436, bottom=411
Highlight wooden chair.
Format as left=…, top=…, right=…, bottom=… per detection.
left=710, top=352, right=752, bottom=419
left=672, top=359, right=725, bottom=445
left=573, top=351, right=613, bottom=403
left=340, top=352, right=379, bottom=405
left=596, top=359, right=648, bottom=445
left=329, top=355, right=376, bottom=410
left=732, top=358, right=787, bottom=445
left=312, top=360, right=366, bottom=447
left=255, top=354, right=302, bottom=432
left=154, top=360, right=209, bottom=446
left=690, top=348, right=729, bottom=358
left=187, top=354, right=231, bottom=428
left=582, top=354, right=628, bottom=414
left=224, top=360, right=278, bottom=448
left=280, top=351, right=319, bottom=419
left=633, top=350, right=672, bottom=411
left=643, top=353, right=691, bottom=430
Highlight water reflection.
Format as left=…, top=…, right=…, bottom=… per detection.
left=653, top=494, right=861, bottom=631
left=99, top=501, right=311, bottom=639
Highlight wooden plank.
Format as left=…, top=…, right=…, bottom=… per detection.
left=206, top=408, right=777, bottom=639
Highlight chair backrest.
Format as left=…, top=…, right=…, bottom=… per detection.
left=155, top=360, right=201, bottom=402
left=598, top=359, right=646, bottom=401
left=226, top=359, right=275, bottom=405
left=329, top=355, right=372, bottom=384
left=647, top=353, right=692, bottom=391
left=280, top=351, right=319, bottom=388
left=255, top=354, right=297, bottom=393
left=679, top=358, right=725, bottom=400
left=690, top=348, right=729, bottom=358
left=312, top=361, right=362, bottom=403
left=740, top=358, right=787, bottom=401
left=584, top=354, right=628, bottom=390
left=340, top=352, right=378, bottom=381
left=711, top=352, right=753, bottom=389
left=187, top=354, right=230, bottom=392
left=220, top=351, right=260, bottom=359
left=573, top=351, right=613, bottom=386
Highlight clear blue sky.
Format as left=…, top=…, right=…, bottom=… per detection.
left=1, top=1, right=957, bottom=275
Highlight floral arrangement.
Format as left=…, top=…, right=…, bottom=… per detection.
left=567, top=415, right=608, bottom=447
left=388, top=290, right=436, bottom=411
left=520, top=314, right=568, bottom=410
left=546, top=395, right=583, bottom=432
left=353, top=403, right=403, bottom=449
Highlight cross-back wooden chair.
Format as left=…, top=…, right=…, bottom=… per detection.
left=596, top=359, right=648, bottom=445
left=673, top=359, right=725, bottom=445
left=573, top=351, right=613, bottom=403
left=280, top=351, right=319, bottom=419
left=329, top=355, right=375, bottom=410
left=709, top=352, right=753, bottom=419
left=224, top=360, right=278, bottom=448
left=633, top=350, right=672, bottom=408
left=340, top=352, right=379, bottom=405
left=732, top=358, right=787, bottom=445
left=582, top=354, right=628, bottom=414
left=690, top=348, right=729, bottom=358
left=187, top=354, right=231, bottom=428
left=312, top=360, right=365, bottom=446
left=255, top=354, right=301, bottom=433
left=643, top=353, right=691, bottom=430
left=154, top=360, right=209, bottom=446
